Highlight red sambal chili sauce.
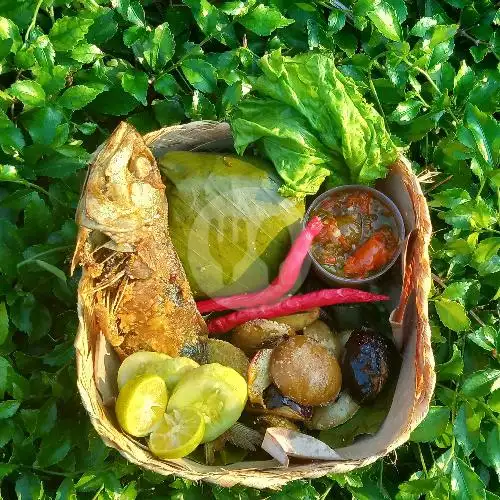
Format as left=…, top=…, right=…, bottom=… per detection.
left=308, top=187, right=402, bottom=280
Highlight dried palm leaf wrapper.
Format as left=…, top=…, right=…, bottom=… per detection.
left=74, top=121, right=434, bottom=489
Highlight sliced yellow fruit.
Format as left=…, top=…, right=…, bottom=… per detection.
left=117, top=351, right=171, bottom=389
left=167, top=363, right=247, bottom=443
left=148, top=407, right=205, bottom=459
left=115, top=374, right=168, bottom=437
left=158, top=357, right=200, bottom=392
left=117, top=351, right=198, bottom=392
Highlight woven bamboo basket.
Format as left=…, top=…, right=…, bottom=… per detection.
left=74, top=121, right=435, bottom=489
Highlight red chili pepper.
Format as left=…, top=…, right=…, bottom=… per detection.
left=343, top=228, right=395, bottom=278
left=196, top=217, right=323, bottom=314
left=207, top=289, right=389, bottom=334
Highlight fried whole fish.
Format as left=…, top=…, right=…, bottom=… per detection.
left=72, top=122, right=208, bottom=362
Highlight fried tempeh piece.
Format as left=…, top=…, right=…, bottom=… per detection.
left=72, top=122, right=207, bottom=361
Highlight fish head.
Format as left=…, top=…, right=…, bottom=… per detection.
left=76, top=122, right=166, bottom=250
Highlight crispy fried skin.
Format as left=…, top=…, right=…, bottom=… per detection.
left=72, top=122, right=207, bottom=361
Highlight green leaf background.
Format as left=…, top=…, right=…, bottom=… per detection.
left=0, top=0, right=499, bottom=498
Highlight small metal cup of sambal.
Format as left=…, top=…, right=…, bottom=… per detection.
left=304, top=185, right=405, bottom=287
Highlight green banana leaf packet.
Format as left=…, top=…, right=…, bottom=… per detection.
left=160, top=152, right=305, bottom=299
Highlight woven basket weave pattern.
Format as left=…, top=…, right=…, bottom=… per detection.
left=75, top=121, right=435, bottom=489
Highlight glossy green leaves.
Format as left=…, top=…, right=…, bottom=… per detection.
left=0, top=0, right=498, bottom=498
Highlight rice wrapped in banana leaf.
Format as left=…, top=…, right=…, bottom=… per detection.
left=159, top=152, right=305, bottom=299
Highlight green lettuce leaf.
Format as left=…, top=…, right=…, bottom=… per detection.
left=231, top=99, right=336, bottom=197
left=231, top=50, right=398, bottom=197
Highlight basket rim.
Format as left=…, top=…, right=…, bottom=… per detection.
left=74, top=120, right=435, bottom=489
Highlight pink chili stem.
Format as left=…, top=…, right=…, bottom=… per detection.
left=207, top=288, right=389, bottom=334
left=196, top=216, right=323, bottom=314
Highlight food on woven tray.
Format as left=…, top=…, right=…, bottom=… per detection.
left=114, top=359, right=248, bottom=457
left=308, top=187, right=402, bottom=280
left=159, top=151, right=304, bottom=299
left=86, top=50, right=406, bottom=466
left=168, top=363, right=248, bottom=443
left=231, top=319, right=295, bottom=356
left=148, top=407, right=205, bottom=459
left=72, top=122, right=207, bottom=362
left=117, top=351, right=199, bottom=392
left=342, top=329, right=393, bottom=404
left=111, top=321, right=395, bottom=460
left=270, top=336, right=342, bottom=406
left=115, top=374, right=168, bottom=437
left=105, top=199, right=396, bottom=461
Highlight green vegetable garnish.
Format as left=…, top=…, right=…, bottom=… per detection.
left=231, top=51, right=398, bottom=197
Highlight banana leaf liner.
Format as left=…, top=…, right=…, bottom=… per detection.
left=74, top=121, right=435, bottom=490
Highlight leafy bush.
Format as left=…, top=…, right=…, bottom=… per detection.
left=0, top=0, right=498, bottom=498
